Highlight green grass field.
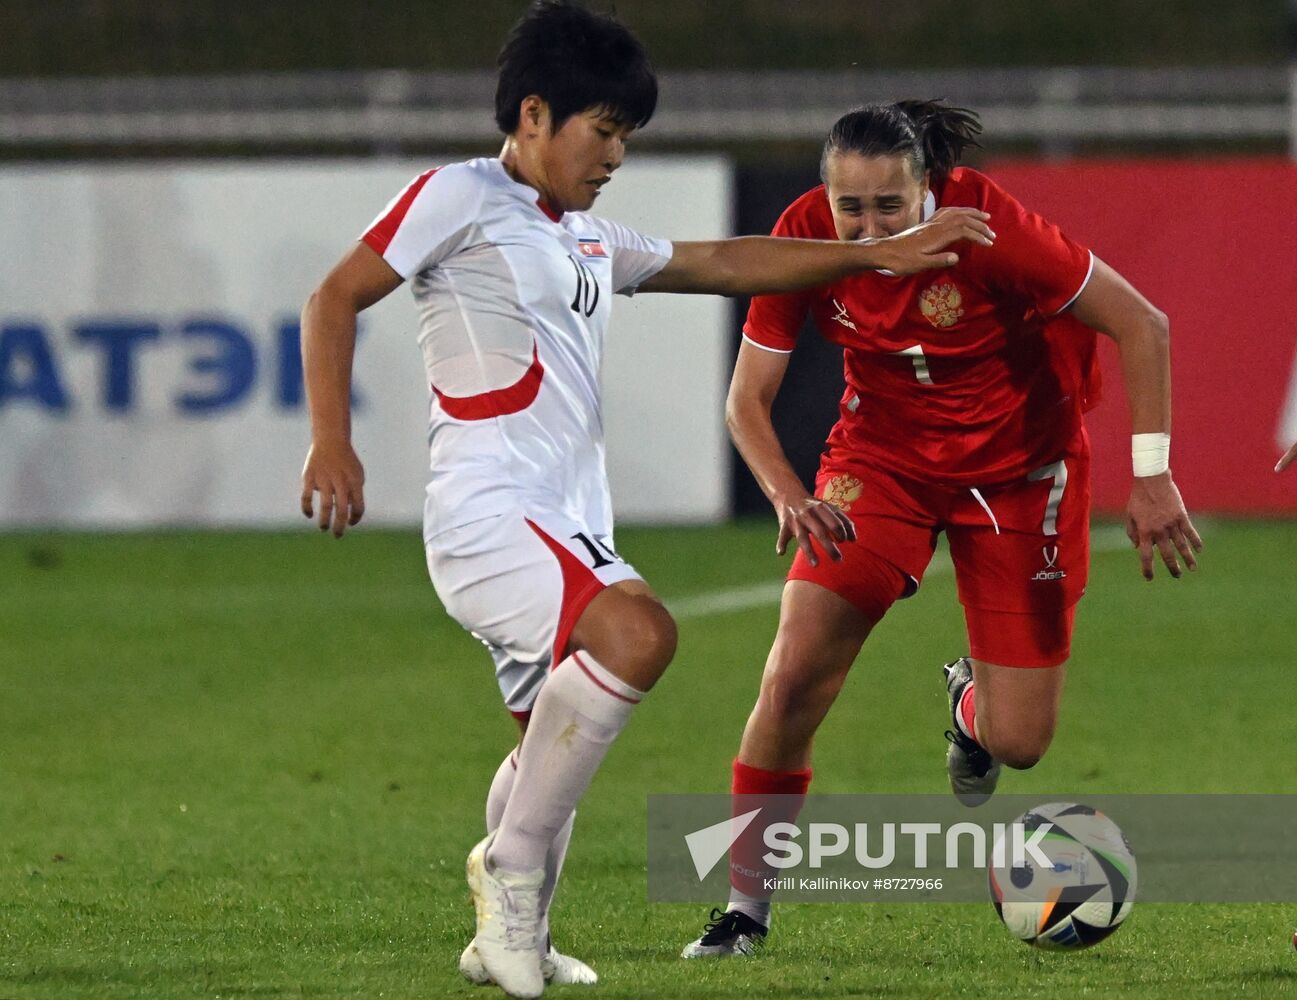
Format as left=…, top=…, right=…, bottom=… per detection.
left=3, top=519, right=1296, bottom=999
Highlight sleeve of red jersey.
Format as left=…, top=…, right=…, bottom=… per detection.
left=740, top=203, right=818, bottom=354
left=969, top=174, right=1095, bottom=316
left=582, top=216, right=673, bottom=296
left=360, top=165, right=483, bottom=280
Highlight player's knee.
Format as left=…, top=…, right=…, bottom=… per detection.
left=604, top=600, right=678, bottom=687
left=635, top=601, right=679, bottom=672
left=988, top=731, right=1053, bottom=770
left=1000, top=748, right=1045, bottom=770
left=757, top=680, right=815, bottom=728
left=757, top=659, right=843, bottom=727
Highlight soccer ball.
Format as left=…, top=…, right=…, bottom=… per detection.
left=989, top=802, right=1136, bottom=950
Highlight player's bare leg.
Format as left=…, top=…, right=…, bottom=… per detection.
left=968, top=657, right=1065, bottom=767
left=470, top=581, right=675, bottom=994
left=944, top=656, right=1066, bottom=806
left=738, top=582, right=877, bottom=771
left=683, top=581, right=876, bottom=957
left=569, top=579, right=678, bottom=692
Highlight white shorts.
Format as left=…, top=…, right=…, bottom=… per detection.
left=426, top=509, right=641, bottom=716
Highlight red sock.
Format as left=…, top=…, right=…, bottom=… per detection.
left=729, top=759, right=812, bottom=899
left=958, top=683, right=978, bottom=743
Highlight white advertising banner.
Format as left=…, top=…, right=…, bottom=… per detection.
left=0, top=156, right=733, bottom=528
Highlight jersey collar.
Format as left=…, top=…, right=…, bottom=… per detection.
left=492, top=157, right=566, bottom=223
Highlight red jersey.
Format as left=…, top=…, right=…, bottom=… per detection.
left=744, top=167, right=1101, bottom=486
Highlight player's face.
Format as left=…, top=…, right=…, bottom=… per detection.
left=824, top=151, right=928, bottom=242
left=541, top=107, right=633, bottom=212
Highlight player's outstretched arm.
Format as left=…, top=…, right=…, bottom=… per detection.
left=727, top=341, right=855, bottom=567
left=640, top=207, right=994, bottom=295
left=1070, top=257, right=1202, bottom=580
left=1276, top=440, right=1297, bottom=473
left=300, top=242, right=403, bottom=538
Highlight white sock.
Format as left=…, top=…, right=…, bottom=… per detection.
left=955, top=684, right=977, bottom=742
left=726, top=889, right=771, bottom=929
left=488, top=651, right=641, bottom=875
left=536, top=813, right=574, bottom=956
left=485, top=749, right=518, bottom=833
left=484, top=748, right=575, bottom=957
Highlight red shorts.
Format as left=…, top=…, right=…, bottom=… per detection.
left=788, top=431, right=1091, bottom=668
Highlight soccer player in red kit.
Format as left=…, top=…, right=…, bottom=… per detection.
left=682, top=101, right=1201, bottom=957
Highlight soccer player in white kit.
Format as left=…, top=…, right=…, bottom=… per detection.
left=298, top=3, right=993, bottom=996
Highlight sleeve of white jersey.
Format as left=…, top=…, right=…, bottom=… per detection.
left=585, top=216, right=673, bottom=296
left=360, top=164, right=484, bottom=280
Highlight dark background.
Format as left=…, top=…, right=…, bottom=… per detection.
left=730, top=162, right=845, bottom=515
left=0, top=1, right=1283, bottom=75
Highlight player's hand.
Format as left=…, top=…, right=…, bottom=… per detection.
left=1275, top=439, right=1297, bottom=472
left=301, top=438, right=366, bottom=538
left=772, top=490, right=856, bottom=568
left=866, top=207, right=996, bottom=275
left=1125, top=472, right=1201, bottom=580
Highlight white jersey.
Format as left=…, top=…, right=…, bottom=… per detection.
left=361, top=157, right=673, bottom=539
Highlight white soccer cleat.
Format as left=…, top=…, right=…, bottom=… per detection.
left=540, top=948, right=598, bottom=985
left=465, top=835, right=546, bottom=998
left=459, top=940, right=494, bottom=986
left=460, top=940, right=598, bottom=986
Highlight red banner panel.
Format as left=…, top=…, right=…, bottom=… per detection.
left=986, top=159, right=1297, bottom=514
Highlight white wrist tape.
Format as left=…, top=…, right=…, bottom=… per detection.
left=1132, top=432, right=1170, bottom=477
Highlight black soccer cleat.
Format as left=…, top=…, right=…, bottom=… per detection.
left=943, top=657, right=1001, bottom=806
left=680, top=907, right=768, bottom=958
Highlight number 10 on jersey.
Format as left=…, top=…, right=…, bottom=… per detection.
left=569, top=256, right=599, bottom=317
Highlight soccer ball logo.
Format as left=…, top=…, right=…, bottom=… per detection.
left=919, top=281, right=965, bottom=329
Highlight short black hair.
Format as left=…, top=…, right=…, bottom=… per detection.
left=821, top=100, right=982, bottom=187
left=495, top=0, right=657, bottom=135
